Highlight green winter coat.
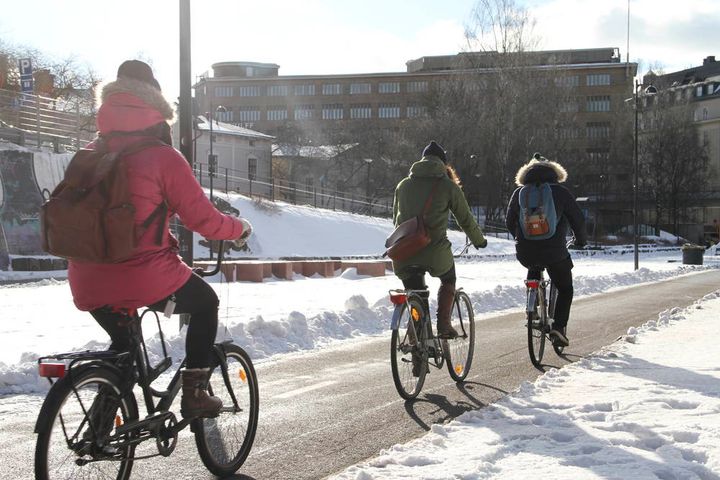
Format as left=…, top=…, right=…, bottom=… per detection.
left=392, top=155, right=486, bottom=280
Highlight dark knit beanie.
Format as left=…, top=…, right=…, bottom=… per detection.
left=422, top=141, right=447, bottom=163
left=117, top=60, right=161, bottom=90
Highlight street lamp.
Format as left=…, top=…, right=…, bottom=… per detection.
left=474, top=172, right=481, bottom=224
left=632, top=79, right=657, bottom=270
left=206, top=104, right=227, bottom=203
left=363, top=158, right=373, bottom=201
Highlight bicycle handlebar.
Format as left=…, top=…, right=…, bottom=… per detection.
left=196, top=240, right=225, bottom=277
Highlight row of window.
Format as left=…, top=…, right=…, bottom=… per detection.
left=554, top=73, right=612, bottom=88
left=217, top=103, right=429, bottom=122
left=214, top=81, right=430, bottom=98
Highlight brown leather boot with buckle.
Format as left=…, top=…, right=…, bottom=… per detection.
left=181, top=368, right=223, bottom=419
left=436, top=283, right=458, bottom=339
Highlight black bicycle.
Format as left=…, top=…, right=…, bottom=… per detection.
left=388, top=287, right=475, bottom=400
left=525, top=268, right=562, bottom=368
left=33, top=242, right=259, bottom=479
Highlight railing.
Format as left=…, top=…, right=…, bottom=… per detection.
left=0, top=88, right=95, bottom=151
left=194, top=162, right=394, bottom=218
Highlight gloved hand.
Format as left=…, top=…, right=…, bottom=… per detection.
left=474, top=238, right=488, bottom=249
left=234, top=218, right=253, bottom=248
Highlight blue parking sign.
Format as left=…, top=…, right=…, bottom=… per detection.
left=19, top=58, right=34, bottom=93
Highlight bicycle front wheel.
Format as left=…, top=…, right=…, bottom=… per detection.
left=390, top=297, right=428, bottom=400
left=194, top=343, right=259, bottom=477
left=527, top=289, right=546, bottom=368
left=35, top=365, right=138, bottom=480
left=445, top=291, right=475, bottom=382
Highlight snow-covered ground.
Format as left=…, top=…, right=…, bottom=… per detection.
left=332, top=291, right=720, bottom=479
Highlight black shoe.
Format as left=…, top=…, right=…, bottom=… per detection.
left=549, top=328, right=569, bottom=347
left=411, top=353, right=423, bottom=377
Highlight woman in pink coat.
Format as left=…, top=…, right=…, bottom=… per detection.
left=68, top=60, right=250, bottom=418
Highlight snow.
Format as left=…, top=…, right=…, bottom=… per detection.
left=331, top=291, right=720, bottom=479
left=1, top=186, right=720, bottom=477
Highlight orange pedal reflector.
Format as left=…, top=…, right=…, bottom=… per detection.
left=411, top=308, right=420, bottom=321
left=115, top=415, right=122, bottom=427
left=454, top=364, right=463, bottom=374
left=238, top=369, right=247, bottom=382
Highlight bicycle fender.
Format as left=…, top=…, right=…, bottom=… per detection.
left=526, top=290, right=538, bottom=313
left=390, top=304, right=404, bottom=330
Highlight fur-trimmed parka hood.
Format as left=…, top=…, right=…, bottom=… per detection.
left=96, top=77, right=174, bottom=134
left=514, top=158, right=567, bottom=186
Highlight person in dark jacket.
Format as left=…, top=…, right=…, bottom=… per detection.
left=393, top=141, right=487, bottom=341
left=505, top=153, right=587, bottom=347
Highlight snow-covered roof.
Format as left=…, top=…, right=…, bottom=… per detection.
left=272, top=143, right=357, bottom=160
left=195, top=116, right=274, bottom=140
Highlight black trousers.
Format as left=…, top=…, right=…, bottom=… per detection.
left=91, top=273, right=219, bottom=369
left=527, top=256, right=574, bottom=330
left=400, top=265, right=456, bottom=313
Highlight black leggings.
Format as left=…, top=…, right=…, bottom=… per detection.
left=527, top=256, right=574, bottom=330
left=400, top=265, right=456, bottom=312
left=91, top=273, right=219, bottom=369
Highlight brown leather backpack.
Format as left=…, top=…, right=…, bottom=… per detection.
left=384, top=179, right=440, bottom=262
left=41, top=139, right=167, bottom=263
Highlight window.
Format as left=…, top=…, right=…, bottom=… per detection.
left=237, top=85, right=261, bottom=97
left=350, top=103, right=372, bottom=119
left=406, top=103, right=427, bottom=118
left=238, top=107, right=260, bottom=122
left=216, top=110, right=234, bottom=122
left=267, top=107, right=288, bottom=121
left=559, top=127, right=580, bottom=139
left=350, top=83, right=371, bottom=94
left=407, top=81, right=428, bottom=93
left=379, top=82, right=400, bottom=94
left=248, top=158, right=257, bottom=180
left=322, top=83, right=342, bottom=95
left=703, top=107, right=709, bottom=120
left=696, top=86, right=704, bottom=97
left=586, top=74, right=611, bottom=86
left=586, top=122, right=611, bottom=138
left=587, top=149, right=610, bottom=163
left=586, top=95, right=611, bottom=112
left=322, top=103, right=344, bottom=120
left=560, top=101, right=579, bottom=113
left=214, top=86, right=234, bottom=97
left=294, top=84, right=315, bottom=96
left=294, top=104, right=314, bottom=120
left=554, top=75, right=579, bottom=87
left=267, top=85, right=289, bottom=96
left=378, top=103, right=400, bottom=118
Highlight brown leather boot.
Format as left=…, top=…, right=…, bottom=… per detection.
left=181, top=368, right=222, bottom=419
left=436, top=283, right=458, bottom=339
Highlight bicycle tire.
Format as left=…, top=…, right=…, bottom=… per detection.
left=35, top=365, right=138, bottom=480
left=194, top=343, right=259, bottom=477
left=527, top=287, right=546, bottom=368
left=548, top=284, right=566, bottom=355
left=390, top=297, right=428, bottom=400
left=445, top=291, right=475, bottom=382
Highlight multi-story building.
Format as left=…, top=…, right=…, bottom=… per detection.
left=193, top=49, right=636, bottom=228
left=645, top=56, right=720, bottom=242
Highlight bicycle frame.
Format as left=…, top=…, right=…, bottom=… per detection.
left=389, top=289, right=445, bottom=369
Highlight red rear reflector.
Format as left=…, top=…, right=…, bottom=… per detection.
left=525, top=280, right=540, bottom=289
left=390, top=294, right=407, bottom=305
left=39, top=363, right=66, bottom=378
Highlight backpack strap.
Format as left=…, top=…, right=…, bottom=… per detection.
left=421, top=179, right=442, bottom=215
left=138, top=202, right=168, bottom=245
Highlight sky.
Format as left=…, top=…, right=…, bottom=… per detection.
left=0, top=0, right=716, bottom=103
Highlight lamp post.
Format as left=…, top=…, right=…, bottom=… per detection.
left=632, top=79, right=657, bottom=270
left=474, top=172, right=481, bottom=224
left=363, top=158, right=373, bottom=202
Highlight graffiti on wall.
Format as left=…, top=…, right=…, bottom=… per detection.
left=0, top=148, right=70, bottom=270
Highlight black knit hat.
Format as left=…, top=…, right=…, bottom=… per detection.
left=117, top=60, right=161, bottom=90
left=422, top=141, right=447, bottom=163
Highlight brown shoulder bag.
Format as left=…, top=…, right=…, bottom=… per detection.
left=384, top=179, right=440, bottom=262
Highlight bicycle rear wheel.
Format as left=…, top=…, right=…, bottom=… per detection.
left=527, top=288, right=546, bottom=368
left=390, top=297, right=428, bottom=400
left=445, top=291, right=475, bottom=382
left=35, top=365, right=138, bottom=480
left=194, top=343, right=259, bottom=477
left=548, top=284, right=566, bottom=355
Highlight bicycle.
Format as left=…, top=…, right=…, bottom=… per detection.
left=525, top=268, right=563, bottom=368
left=33, top=241, right=259, bottom=479
left=388, top=286, right=476, bottom=400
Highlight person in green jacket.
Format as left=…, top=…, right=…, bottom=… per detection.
left=392, top=141, right=487, bottom=339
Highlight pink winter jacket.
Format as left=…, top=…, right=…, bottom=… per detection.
left=68, top=87, right=244, bottom=311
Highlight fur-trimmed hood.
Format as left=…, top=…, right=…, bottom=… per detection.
left=96, top=77, right=174, bottom=134
left=514, top=158, right=567, bottom=186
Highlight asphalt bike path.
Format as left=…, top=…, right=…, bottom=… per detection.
left=1, top=269, right=718, bottom=479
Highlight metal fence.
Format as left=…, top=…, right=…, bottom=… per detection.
left=0, top=88, right=95, bottom=151
left=194, top=162, right=394, bottom=218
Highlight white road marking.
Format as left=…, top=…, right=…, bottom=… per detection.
left=272, top=380, right=337, bottom=400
